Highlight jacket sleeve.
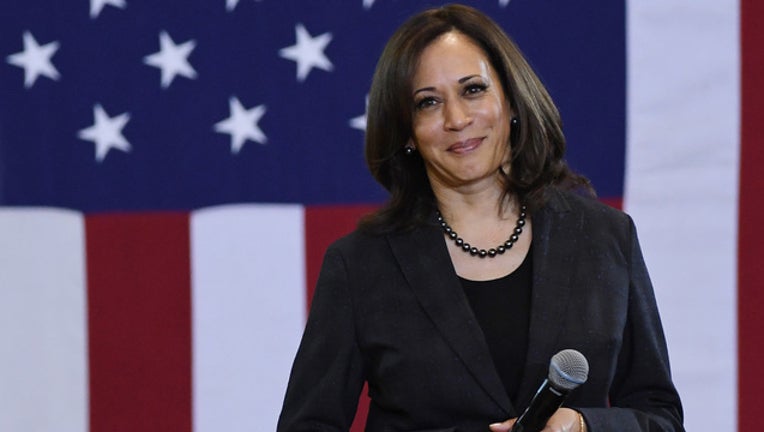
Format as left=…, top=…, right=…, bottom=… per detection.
left=578, top=217, right=684, bottom=431
left=277, top=244, right=366, bottom=432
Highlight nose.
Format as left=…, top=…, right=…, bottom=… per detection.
left=443, top=99, right=472, bottom=131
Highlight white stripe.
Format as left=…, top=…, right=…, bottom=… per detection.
left=0, top=208, right=88, bottom=432
left=191, top=204, right=306, bottom=432
left=625, top=1, right=739, bottom=431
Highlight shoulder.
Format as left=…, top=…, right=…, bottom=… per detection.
left=321, top=227, right=398, bottom=272
left=328, top=219, right=439, bottom=253
left=327, top=227, right=388, bottom=255
left=538, top=187, right=638, bottom=252
left=544, top=187, right=633, bottom=228
left=322, top=223, right=440, bottom=277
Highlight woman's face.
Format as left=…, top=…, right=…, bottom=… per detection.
left=410, top=31, right=512, bottom=192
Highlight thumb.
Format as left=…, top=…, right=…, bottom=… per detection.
left=489, top=418, right=516, bottom=432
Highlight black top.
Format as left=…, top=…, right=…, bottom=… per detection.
left=460, top=248, right=532, bottom=406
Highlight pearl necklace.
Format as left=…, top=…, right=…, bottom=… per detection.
left=436, top=205, right=527, bottom=258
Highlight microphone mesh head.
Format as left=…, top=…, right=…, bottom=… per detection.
left=548, top=349, right=589, bottom=391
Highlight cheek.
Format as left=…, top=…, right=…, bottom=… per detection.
left=489, top=100, right=509, bottom=124
left=488, top=104, right=511, bottom=139
left=411, top=117, right=440, bottom=146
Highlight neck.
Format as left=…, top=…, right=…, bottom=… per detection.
left=433, top=182, right=517, bottom=227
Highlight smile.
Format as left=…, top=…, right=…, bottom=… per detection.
left=447, top=137, right=484, bottom=154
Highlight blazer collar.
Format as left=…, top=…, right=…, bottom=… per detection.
left=387, top=189, right=583, bottom=414
left=387, top=220, right=513, bottom=415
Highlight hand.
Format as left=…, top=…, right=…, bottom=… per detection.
left=488, top=407, right=583, bottom=432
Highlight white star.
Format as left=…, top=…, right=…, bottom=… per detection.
left=78, top=104, right=131, bottom=162
left=279, top=24, right=333, bottom=82
left=349, top=95, right=368, bottom=131
left=90, top=0, right=126, bottom=19
left=225, top=0, right=240, bottom=11
left=143, top=31, right=197, bottom=89
left=499, top=0, right=511, bottom=6
left=226, top=0, right=264, bottom=12
left=363, top=0, right=375, bottom=9
left=6, top=31, right=60, bottom=89
left=214, top=97, right=267, bottom=154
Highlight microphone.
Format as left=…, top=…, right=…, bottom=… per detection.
left=510, top=349, right=589, bottom=432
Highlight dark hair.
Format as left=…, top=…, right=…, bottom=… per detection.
left=360, top=4, right=593, bottom=233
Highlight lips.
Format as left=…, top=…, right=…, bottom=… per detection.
left=447, top=137, right=484, bottom=154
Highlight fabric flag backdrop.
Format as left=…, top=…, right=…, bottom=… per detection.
left=0, top=1, right=758, bottom=431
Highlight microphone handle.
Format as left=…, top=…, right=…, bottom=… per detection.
left=510, top=379, right=568, bottom=432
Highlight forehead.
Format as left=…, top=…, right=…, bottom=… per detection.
left=412, top=31, right=494, bottom=84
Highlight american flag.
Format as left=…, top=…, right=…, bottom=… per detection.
left=0, top=0, right=759, bottom=431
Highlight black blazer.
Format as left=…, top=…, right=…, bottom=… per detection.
left=278, top=189, right=684, bottom=431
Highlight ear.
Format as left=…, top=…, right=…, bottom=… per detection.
left=403, top=139, right=417, bottom=155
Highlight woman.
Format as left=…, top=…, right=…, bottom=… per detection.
left=278, top=4, right=683, bottom=431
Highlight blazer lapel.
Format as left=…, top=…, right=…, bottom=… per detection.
left=516, top=190, right=581, bottom=407
left=387, top=223, right=513, bottom=415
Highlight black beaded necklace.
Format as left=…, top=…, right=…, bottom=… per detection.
left=436, top=205, right=527, bottom=258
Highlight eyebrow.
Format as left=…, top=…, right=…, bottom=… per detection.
left=412, top=74, right=484, bottom=96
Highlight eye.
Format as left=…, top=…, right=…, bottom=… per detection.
left=415, top=96, right=438, bottom=111
left=464, top=83, right=488, bottom=96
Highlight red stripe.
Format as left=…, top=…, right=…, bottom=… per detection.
left=599, top=196, right=622, bottom=210
left=739, top=1, right=764, bottom=430
left=86, top=213, right=192, bottom=432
